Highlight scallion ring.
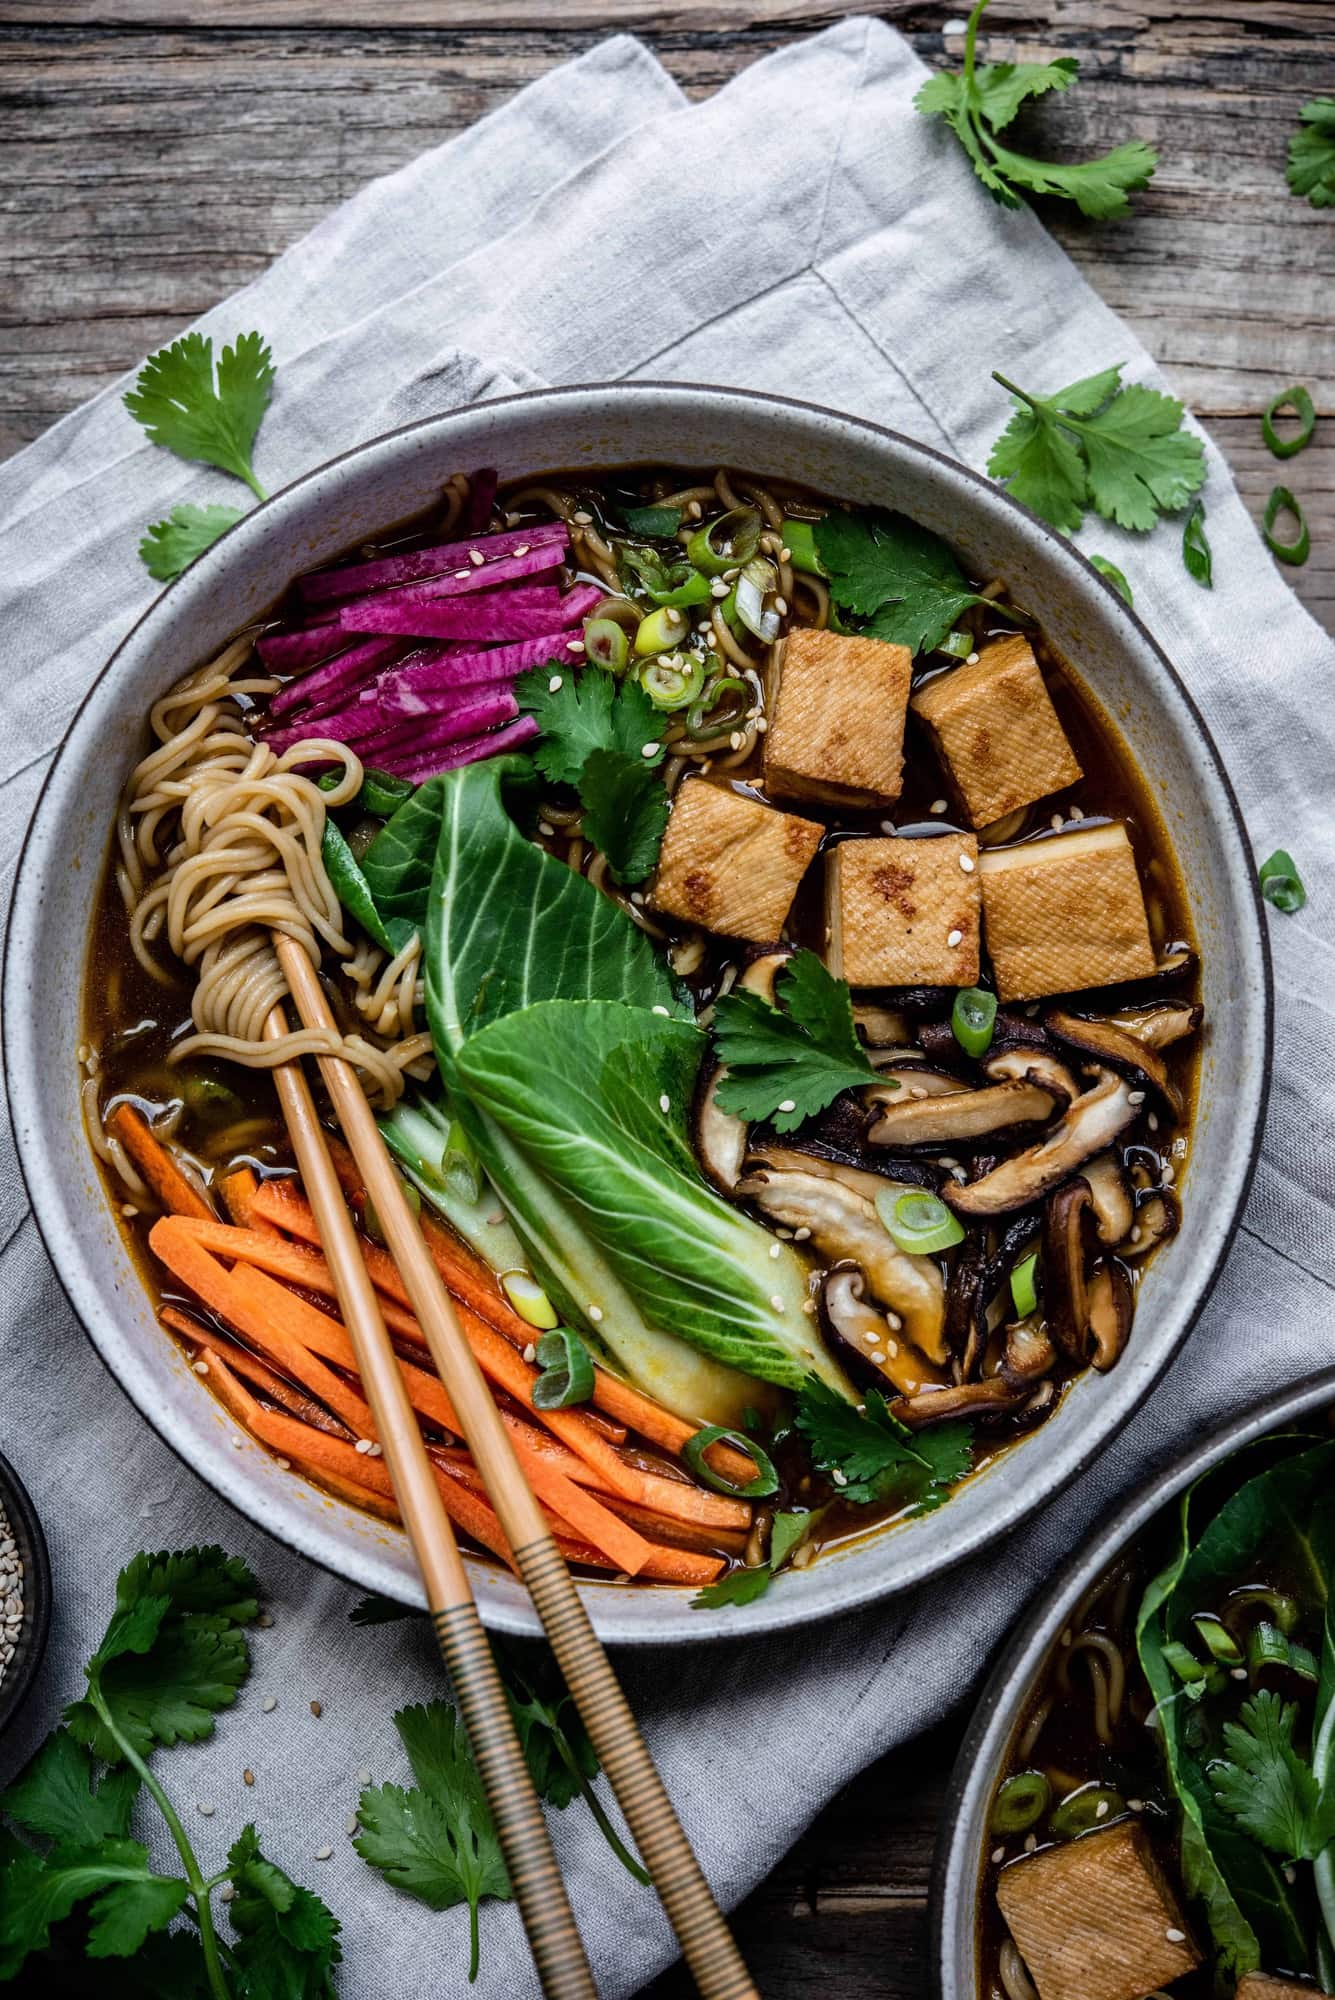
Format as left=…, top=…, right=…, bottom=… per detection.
left=1261, top=385, right=1316, bottom=461
left=989, top=1771, right=1050, bottom=1836
left=951, top=985, right=997, bottom=1058
left=1263, top=486, right=1310, bottom=566
left=633, top=605, right=689, bottom=656
left=1258, top=848, right=1306, bottom=914
left=686, top=506, right=763, bottom=577
left=683, top=1426, right=780, bottom=1498
left=531, top=1328, right=595, bottom=1410
left=1048, top=1787, right=1125, bottom=1841
left=686, top=675, right=750, bottom=737
left=584, top=617, right=629, bottom=673
left=936, top=628, right=974, bottom=661
left=779, top=518, right=825, bottom=576
left=876, top=1189, right=965, bottom=1256
left=639, top=654, right=706, bottom=711
left=1009, top=1251, right=1039, bottom=1319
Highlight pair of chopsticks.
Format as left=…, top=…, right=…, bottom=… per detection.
left=263, top=933, right=757, bottom=2000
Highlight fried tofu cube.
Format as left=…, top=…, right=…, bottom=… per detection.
left=826, top=835, right=980, bottom=987
left=1236, top=1978, right=1328, bottom=1999
left=649, top=778, right=822, bottom=942
left=911, top=635, right=1081, bottom=828
left=996, top=1821, right=1201, bottom=2000
left=979, top=822, right=1155, bottom=1002
left=764, top=627, right=912, bottom=807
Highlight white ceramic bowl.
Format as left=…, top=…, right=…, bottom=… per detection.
left=3, top=384, right=1271, bottom=1643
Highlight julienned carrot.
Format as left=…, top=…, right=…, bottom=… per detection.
left=286, top=1452, right=402, bottom=1525
left=108, top=1102, right=214, bottom=1222
left=157, top=1213, right=425, bottom=1340
left=162, top=1307, right=351, bottom=1437
left=217, top=1165, right=280, bottom=1235
left=150, top=1219, right=376, bottom=1440
left=252, top=1178, right=411, bottom=1302
left=599, top=1495, right=750, bottom=1560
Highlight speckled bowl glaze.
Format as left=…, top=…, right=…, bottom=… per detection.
left=4, top=384, right=1271, bottom=1644
left=931, top=1367, right=1335, bottom=1998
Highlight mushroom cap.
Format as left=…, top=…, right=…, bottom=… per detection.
left=866, top=1075, right=1067, bottom=1152
left=944, top=1069, right=1138, bottom=1218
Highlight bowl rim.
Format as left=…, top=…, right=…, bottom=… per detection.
left=0, top=1444, right=53, bottom=1740
left=3, top=378, right=1273, bottom=1644
left=929, top=1364, right=1335, bottom=1998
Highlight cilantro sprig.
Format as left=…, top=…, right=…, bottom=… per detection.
left=124, top=331, right=276, bottom=584
left=711, top=949, right=879, bottom=1133
left=794, top=1377, right=972, bottom=1514
left=1286, top=97, right=1335, bottom=209
left=515, top=667, right=669, bottom=884
left=914, top=0, right=1157, bottom=219
left=988, top=363, right=1206, bottom=536
left=690, top=1510, right=814, bottom=1611
left=0, top=1546, right=340, bottom=1999
left=813, top=508, right=1000, bottom=655
left=1211, top=1691, right=1335, bottom=1864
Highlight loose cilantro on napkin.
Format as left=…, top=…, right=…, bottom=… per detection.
left=794, top=1378, right=972, bottom=1513
left=0, top=1545, right=340, bottom=1997
left=988, top=363, right=1206, bottom=535
left=711, top=949, right=880, bottom=1132
left=1286, top=97, right=1335, bottom=209
left=124, top=330, right=277, bottom=583
left=915, top=0, right=1156, bottom=219
left=516, top=667, right=670, bottom=883
left=813, top=508, right=998, bottom=655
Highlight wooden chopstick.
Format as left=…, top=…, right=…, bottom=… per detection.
left=260, top=997, right=597, bottom=2000
left=272, top=934, right=760, bottom=2000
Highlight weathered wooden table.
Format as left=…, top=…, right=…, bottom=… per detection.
left=2, top=4, right=1331, bottom=1992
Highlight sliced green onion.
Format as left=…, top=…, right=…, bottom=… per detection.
left=1259, top=848, right=1306, bottom=914
left=584, top=617, right=629, bottom=673
left=181, top=1073, right=243, bottom=1119
left=1192, top=1613, right=1243, bottom=1666
left=779, top=518, right=826, bottom=575
left=500, top=1271, right=560, bottom=1330
left=1048, top=1786, right=1125, bottom=1841
left=359, top=769, right=416, bottom=817
left=1182, top=500, right=1212, bottom=588
left=683, top=1426, right=779, bottom=1499
left=633, top=605, right=689, bottom=657
left=951, top=986, right=997, bottom=1058
left=1231, top=1586, right=1300, bottom=1633
left=363, top=1181, right=420, bottom=1246
left=989, top=1771, right=1050, bottom=1836
left=686, top=507, right=762, bottom=577
left=1161, top=1639, right=1211, bottom=1686
left=440, top=1117, right=482, bottom=1205
left=621, top=503, right=683, bottom=537
left=1090, top=555, right=1133, bottom=605
left=717, top=586, right=745, bottom=638
left=686, top=674, right=749, bottom=737
left=639, top=653, right=706, bottom=711
left=936, top=628, right=974, bottom=661
left=876, top=1189, right=965, bottom=1256
left=588, top=594, right=642, bottom=635
left=618, top=543, right=712, bottom=608
left=1263, top=486, right=1310, bottom=565
left=1262, top=385, right=1316, bottom=460
left=1009, top=1251, right=1039, bottom=1320
left=734, top=558, right=780, bottom=643
left=531, top=1328, right=595, bottom=1409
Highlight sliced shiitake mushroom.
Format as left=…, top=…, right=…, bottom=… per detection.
left=1121, top=1190, right=1178, bottom=1258
left=867, top=1062, right=971, bottom=1098
left=1081, top=1151, right=1134, bottom=1247
left=750, top=1134, right=942, bottom=1193
left=982, top=1046, right=1080, bottom=1100
left=854, top=1002, right=910, bottom=1048
left=889, top=1378, right=1029, bottom=1427
left=1086, top=1262, right=1133, bottom=1370
left=945, top=1213, right=1038, bottom=1380
left=694, top=1063, right=748, bottom=1194
left=1044, top=1008, right=1182, bottom=1118
left=866, top=1077, right=1067, bottom=1152
left=735, top=1164, right=948, bottom=1361
left=999, top=1315, right=1058, bottom=1384
left=1044, top=1180, right=1094, bottom=1362
left=818, top=1265, right=947, bottom=1398
left=944, top=1070, right=1138, bottom=1218
left=748, top=1141, right=893, bottom=1205
left=1106, top=1000, right=1203, bottom=1051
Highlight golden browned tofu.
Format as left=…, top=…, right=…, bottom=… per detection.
left=911, top=635, right=1081, bottom=828
left=649, top=778, right=822, bottom=942
left=1236, top=1979, right=1331, bottom=2000
left=764, top=627, right=912, bottom=807
left=826, top=835, right=980, bottom=987
left=996, top=1821, right=1201, bottom=2000
left=979, top=822, right=1155, bottom=1002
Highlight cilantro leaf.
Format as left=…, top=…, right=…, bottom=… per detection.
left=712, top=948, right=877, bottom=1132
left=1287, top=97, right=1335, bottom=209
left=769, top=1510, right=813, bottom=1572
left=794, top=1377, right=972, bottom=1510
left=515, top=666, right=665, bottom=788
left=0, top=1837, right=188, bottom=1968
left=813, top=507, right=996, bottom=654
left=914, top=0, right=1156, bottom=219
left=139, top=502, right=247, bottom=583
left=354, top=1702, right=510, bottom=1981
left=988, top=366, right=1205, bottom=535
left=0, top=1729, right=138, bottom=1848
left=227, top=1825, right=342, bottom=2000
left=124, top=331, right=274, bottom=499
left=1211, top=1691, right=1335, bottom=1863
left=348, top=1592, right=422, bottom=1627
left=691, top=1564, right=773, bottom=1610
left=577, top=747, right=670, bottom=885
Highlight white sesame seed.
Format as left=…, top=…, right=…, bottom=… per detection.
left=959, top=853, right=975, bottom=873
left=263, top=1697, right=277, bottom=1713
left=779, top=545, right=792, bottom=562
left=522, top=1343, right=536, bottom=1364
left=830, top=1468, right=848, bottom=1488
left=548, top=674, right=563, bottom=692
left=1129, top=1225, right=1142, bottom=1243
left=991, top=1847, right=1005, bottom=1865
left=193, top=1360, right=210, bottom=1375
left=587, top=1305, right=604, bottom=1323
left=1165, top=1928, right=1185, bottom=1944
left=930, top=798, right=948, bottom=814
left=487, top=1211, right=504, bottom=1226
left=1126, top=1798, right=1143, bottom=1813
left=777, top=1098, right=797, bottom=1113
left=1162, top=1165, right=1176, bottom=1186
left=687, top=501, right=703, bottom=520
left=729, top=731, right=743, bottom=750
left=366, top=1443, right=383, bottom=1458
left=770, top=1241, right=783, bottom=1260
left=572, top=510, right=593, bottom=525
left=513, top=544, right=530, bottom=557
left=1231, top=1665, right=1248, bottom=1680
left=346, top=1813, right=360, bottom=1836
left=565, top=638, right=583, bottom=653
left=886, top=1340, right=899, bottom=1356
left=1148, top=1112, right=1160, bottom=1131
left=453, top=567, right=471, bottom=579
left=770, top=1294, right=786, bottom=1312
left=1128, top=1089, right=1146, bottom=1105
left=947, top=928, right=963, bottom=948
left=710, top=578, right=729, bottom=598
left=755, top=718, right=768, bottom=733
left=861, top=1330, right=878, bottom=1346
left=1068, top=804, right=1084, bottom=821
left=1095, top=1799, right=1109, bottom=1819
left=793, top=1226, right=811, bottom=1242
left=652, top=1004, right=670, bottom=1016
left=1050, top=813, right=1064, bottom=830
left=198, top=1802, right=216, bottom=1817
left=358, top=1768, right=372, bottom=1785
left=966, top=651, right=980, bottom=665
left=468, top=548, right=486, bottom=566
left=232, top=1437, right=244, bottom=1450
left=121, top=1202, right=139, bottom=1218
left=1024, top=1833, right=1038, bottom=1854
left=276, top=1458, right=291, bottom=1470
left=354, top=1439, right=373, bottom=1455
left=659, top=1094, right=671, bottom=1114
left=641, top=743, right=658, bottom=759
left=887, top=1311, right=902, bottom=1330
left=315, top=1846, right=334, bottom=1861
left=880, top=820, right=895, bottom=834
left=951, top=1166, right=968, bottom=1183
left=220, top=1882, right=236, bottom=1903
left=774, top=596, right=789, bottom=616
left=870, top=1349, right=887, bottom=1365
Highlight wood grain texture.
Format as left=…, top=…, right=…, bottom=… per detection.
left=0, top=12, right=1331, bottom=1996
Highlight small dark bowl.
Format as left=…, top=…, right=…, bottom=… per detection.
left=932, top=1366, right=1335, bottom=1997
left=0, top=1446, right=52, bottom=1738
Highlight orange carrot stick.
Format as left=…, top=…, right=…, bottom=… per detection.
left=162, top=1308, right=351, bottom=1436
left=217, top=1165, right=280, bottom=1234
left=158, top=1214, right=426, bottom=1340
left=108, top=1102, right=214, bottom=1221
left=285, top=1452, right=403, bottom=1524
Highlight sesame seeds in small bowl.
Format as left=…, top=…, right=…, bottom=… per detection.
left=0, top=1447, right=52, bottom=1738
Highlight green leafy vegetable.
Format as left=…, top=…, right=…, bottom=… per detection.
left=515, top=667, right=665, bottom=788
left=1263, top=386, right=1317, bottom=460
left=813, top=507, right=998, bottom=655
left=226, top=1826, right=342, bottom=2000
left=138, top=503, right=248, bottom=584
left=1287, top=97, right=1335, bottom=209
left=914, top=0, right=1157, bottom=219
left=124, top=333, right=274, bottom=500
left=711, top=949, right=878, bottom=1132
left=321, top=816, right=416, bottom=960
left=355, top=1703, right=509, bottom=1983
left=576, top=746, right=671, bottom=885
left=1259, top=849, right=1307, bottom=915
left=1213, top=1692, right=1335, bottom=1862
left=989, top=365, right=1206, bottom=535
left=1089, top=554, right=1133, bottom=604
left=794, top=1377, right=972, bottom=1512
left=691, top=1565, right=775, bottom=1611
left=1183, top=500, right=1213, bottom=587
left=1, top=1730, right=138, bottom=1849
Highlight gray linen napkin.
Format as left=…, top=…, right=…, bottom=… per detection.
left=2, top=21, right=1332, bottom=1996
